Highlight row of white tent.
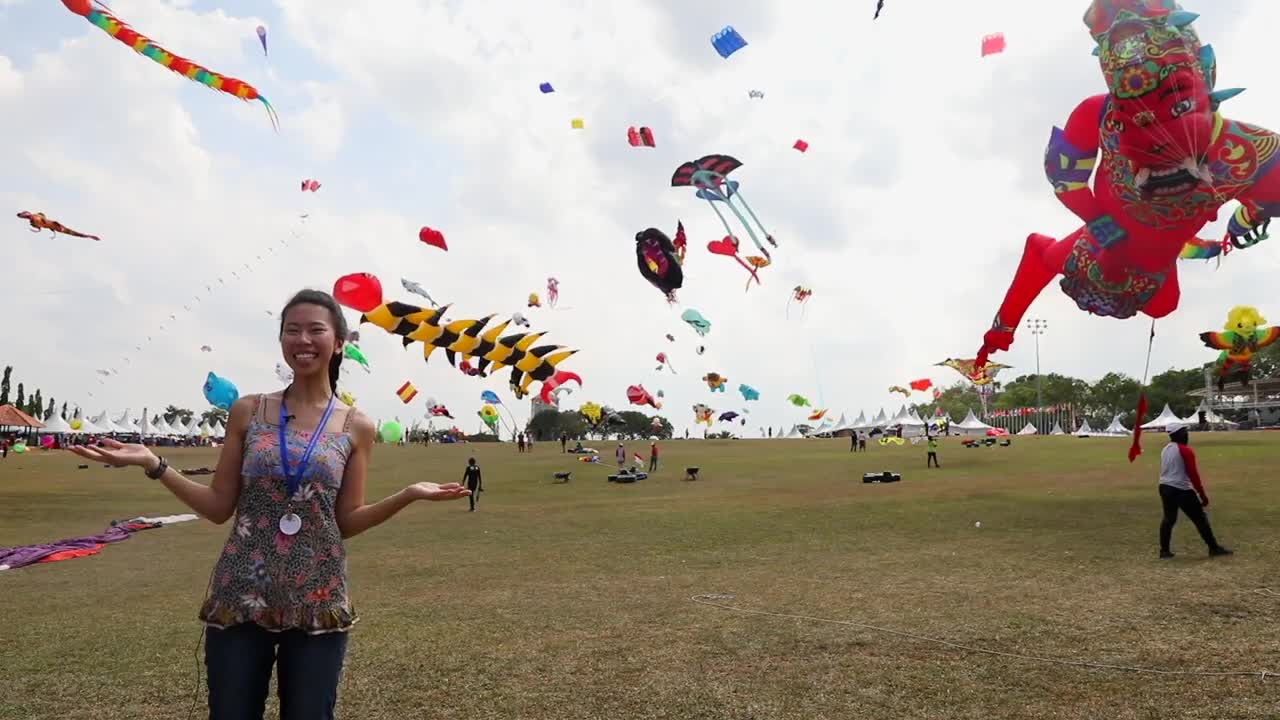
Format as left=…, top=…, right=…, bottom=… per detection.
left=770, top=402, right=1234, bottom=439
left=1065, top=402, right=1236, bottom=437
left=39, top=409, right=226, bottom=439
left=773, top=407, right=998, bottom=439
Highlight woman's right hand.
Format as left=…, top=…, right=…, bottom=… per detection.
left=68, top=438, right=159, bottom=471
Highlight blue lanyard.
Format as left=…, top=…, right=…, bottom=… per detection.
left=279, top=391, right=337, bottom=498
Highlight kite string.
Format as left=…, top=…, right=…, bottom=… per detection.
left=690, top=595, right=1275, bottom=681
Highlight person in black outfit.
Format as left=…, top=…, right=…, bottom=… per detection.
left=560, top=432, right=568, bottom=453
left=462, top=457, right=483, bottom=511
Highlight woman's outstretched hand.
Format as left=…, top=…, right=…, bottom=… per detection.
left=67, top=438, right=158, bottom=470
left=406, top=482, right=471, bottom=502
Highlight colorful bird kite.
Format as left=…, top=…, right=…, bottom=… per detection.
left=1200, top=306, right=1280, bottom=390
left=16, top=211, right=100, bottom=241
left=58, top=0, right=277, bottom=128
left=936, top=358, right=1010, bottom=386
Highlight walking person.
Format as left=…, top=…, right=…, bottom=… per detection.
left=648, top=441, right=659, bottom=472
left=560, top=432, right=568, bottom=453
left=1159, top=424, right=1232, bottom=559
left=517, top=433, right=526, bottom=453
left=615, top=442, right=626, bottom=472
left=463, top=457, right=482, bottom=512
left=926, top=436, right=940, bottom=468
left=67, top=288, right=470, bottom=719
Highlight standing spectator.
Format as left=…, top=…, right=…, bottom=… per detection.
left=648, top=441, right=659, bottom=472
left=1158, top=424, right=1232, bottom=559
left=462, top=457, right=483, bottom=512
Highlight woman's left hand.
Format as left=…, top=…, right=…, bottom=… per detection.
left=406, top=482, right=470, bottom=502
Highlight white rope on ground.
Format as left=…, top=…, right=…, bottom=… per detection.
left=690, top=594, right=1275, bottom=681
left=1254, top=588, right=1279, bottom=597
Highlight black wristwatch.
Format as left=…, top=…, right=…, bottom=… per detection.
left=145, top=456, right=168, bottom=480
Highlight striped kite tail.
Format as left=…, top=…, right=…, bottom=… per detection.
left=83, top=6, right=278, bottom=130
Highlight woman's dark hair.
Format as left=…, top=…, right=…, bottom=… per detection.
left=279, top=289, right=349, bottom=393
left=468, top=457, right=476, bottom=465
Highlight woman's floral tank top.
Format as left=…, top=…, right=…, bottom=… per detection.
left=199, top=394, right=358, bottom=634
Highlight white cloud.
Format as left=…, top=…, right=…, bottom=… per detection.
left=2, top=0, right=1278, bottom=433
left=0, top=55, right=21, bottom=97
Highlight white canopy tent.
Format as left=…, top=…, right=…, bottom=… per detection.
left=42, top=414, right=73, bottom=433
left=1102, top=414, right=1130, bottom=436
left=869, top=408, right=888, bottom=427
left=1075, top=419, right=1096, bottom=436
left=954, top=410, right=995, bottom=435
left=1017, top=422, right=1038, bottom=435
left=1049, top=421, right=1065, bottom=435
left=850, top=411, right=869, bottom=430
left=1194, top=399, right=1239, bottom=428
left=75, top=415, right=106, bottom=435
left=92, top=411, right=131, bottom=434
left=1140, top=404, right=1186, bottom=431
left=811, top=418, right=835, bottom=437
left=149, top=416, right=173, bottom=435
left=783, top=424, right=804, bottom=439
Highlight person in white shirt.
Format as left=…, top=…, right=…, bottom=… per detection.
left=1158, top=424, right=1232, bottom=559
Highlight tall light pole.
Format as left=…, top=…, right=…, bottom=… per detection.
left=1026, top=318, right=1047, bottom=433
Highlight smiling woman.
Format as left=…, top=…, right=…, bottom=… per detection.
left=67, top=287, right=472, bottom=718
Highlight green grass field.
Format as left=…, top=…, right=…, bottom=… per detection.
left=2, top=434, right=1278, bottom=719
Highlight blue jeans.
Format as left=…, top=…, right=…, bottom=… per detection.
left=205, top=623, right=348, bottom=720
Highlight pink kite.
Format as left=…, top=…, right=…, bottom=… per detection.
left=300, top=179, right=320, bottom=192
left=546, top=277, right=560, bottom=307
left=981, top=33, right=1006, bottom=57
left=793, top=139, right=809, bottom=152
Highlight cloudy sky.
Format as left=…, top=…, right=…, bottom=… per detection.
left=2, top=0, right=1278, bottom=434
